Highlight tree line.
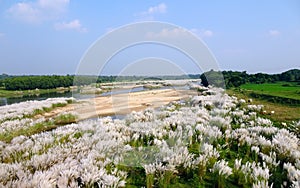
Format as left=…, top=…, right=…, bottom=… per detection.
left=200, top=69, right=300, bottom=88
left=0, top=74, right=200, bottom=91
left=1, top=69, right=298, bottom=91
left=0, top=75, right=116, bottom=90
left=0, top=75, right=74, bottom=90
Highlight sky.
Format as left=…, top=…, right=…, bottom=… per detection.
left=0, top=0, right=299, bottom=75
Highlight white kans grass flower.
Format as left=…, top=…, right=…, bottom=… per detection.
left=284, top=163, right=300, bottom=182
left=252, top=181, right=273, bottom=188
left=256, top=117, right=273, bottom=126
left=209, top=116, right=231, bottom=130
left=251, top=146, right=260, bottom=154
left=0, top=117, right=128, bottom=187
left=0, top=118, right=32, bottom=134
left=0, top=86, right=298, bottom=187
left=195, top=123, right=222, bottom=140
left=247, top=104, right=264, bottom=112
left=201, top=143, right=220, bottom=159
left=239, top=99, right=246, bottom=104
left=0, top=98, right=72, bottom=122
left=252, top=163, right=270, bottom=182
left=144, top=163, right=156, bottom=174
left=234, top=158, right=242, bottom=170
left=272, top=129, right=299, bottom=159
left=211, top=159, right=233, bottom=178
left=259, top=152, right=280, bottom=167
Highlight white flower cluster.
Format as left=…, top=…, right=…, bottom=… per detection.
left=0, top=98, right=73, bottom=122
left=0, top=117, right=46, bottom=134
left=0, top=98, right=74, bottom=134
left=0, top=118, right=127, bottom=187
left=0, top=87, right=299, bottom=187
left=211, top=159, right=232, bottom=178
left=284, top=162, right=300, bottom=187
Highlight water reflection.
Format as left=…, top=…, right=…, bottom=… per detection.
left=0, top=91, right=73, bottom=106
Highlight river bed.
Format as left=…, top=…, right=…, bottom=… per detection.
left=0, top=85, right=191, bottom=106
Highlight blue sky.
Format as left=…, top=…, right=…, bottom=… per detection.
left=0, top=0, right=299, bottom=75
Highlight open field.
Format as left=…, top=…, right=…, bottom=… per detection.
left=239, top=82, right=300, bottom=100
left=226, top=89, right=300, bottom=123
left=0, top=86, right=299, bottom=187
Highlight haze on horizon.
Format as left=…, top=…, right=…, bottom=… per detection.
left=0, top=1, right=299, bottom=75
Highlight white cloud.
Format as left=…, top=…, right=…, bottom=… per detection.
left=54, top=20, right=87, bottom=32
left=269, top=29, right=280, bottom=37
left=7, top=2, right=40, bottom=23
left=7, top=0, right=69, bottom=23
left=136, top=3, right=167, bottom=21
left=146, top=28, right=189, bottom=38
left=146, top=3, right=167, bottom=14
left=190, top=29, right=213, bottom=38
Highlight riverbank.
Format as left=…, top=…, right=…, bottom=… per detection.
left=48, top=88, right=197, bottom=121
left=0, top=87, right=196, bottom=142
left=0, top=87, right=73, bottom=98
left=0, top=79, right=200, bottom=105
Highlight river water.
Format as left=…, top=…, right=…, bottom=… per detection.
left=0, top=92, right=73, bottom=106
left=0, top=85, right=190, bottom=106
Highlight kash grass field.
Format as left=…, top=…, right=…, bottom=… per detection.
left=0, top=85, right=299, bottom=187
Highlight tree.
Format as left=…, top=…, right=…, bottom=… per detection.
left=200, top=70, right=225, bottom=88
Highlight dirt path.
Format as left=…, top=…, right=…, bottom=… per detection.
left=44, top=89, right=196, bottom=121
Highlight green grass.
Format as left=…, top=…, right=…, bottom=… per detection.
left=54, top=113, right=77, bottom=125
left=226, top=89, right=300, bottom=123
left=239, top=82, right=300, bottom=100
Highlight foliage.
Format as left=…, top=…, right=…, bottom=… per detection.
left=1, top=74, right=201, bottom=91
left=200, top=70, right=225, bottom=88
left=3, top=75, right=74, bottom=90
left=53, top=113, right=77, bottom=125
left=200, top=69, right=300, bottom=88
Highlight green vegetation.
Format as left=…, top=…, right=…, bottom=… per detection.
left=0, top=74, right=201, bottom=92
left=200, top=69, right=300, bottom=88
left=201, top=69, right=300, bottom=120
left=240, top=82, right=300, bottom=100
left=1, top=75, right=74, bottom=90
left=53, top=113, right=77, bottom=125
left=227, top=89, right=300, bottom=123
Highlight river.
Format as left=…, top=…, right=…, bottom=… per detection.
left=0, top=85, right=191, bottom=106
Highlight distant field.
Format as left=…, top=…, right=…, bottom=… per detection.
left=240, top=82, right=300, bottom=100
left=227, top=82, right=300, bottom=122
